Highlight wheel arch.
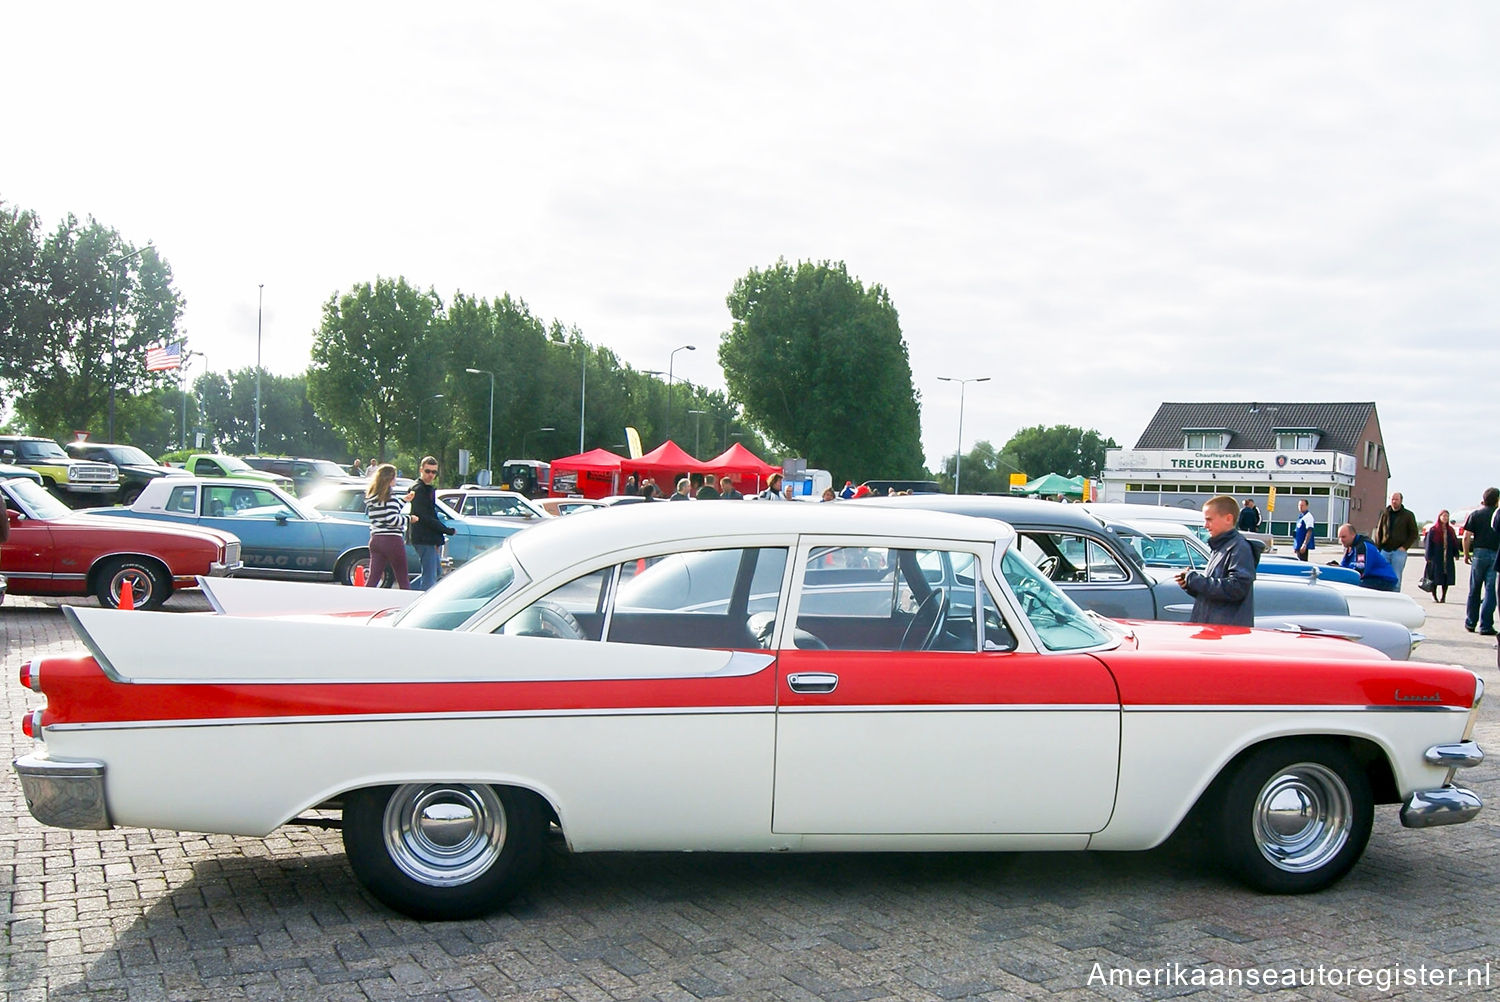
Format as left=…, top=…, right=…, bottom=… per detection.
left=311, top=778, right=565, bottom=835
left=85, top=552, right=173, bottom=594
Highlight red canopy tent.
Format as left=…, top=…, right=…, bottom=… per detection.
left=703, top=443, right=780, bottom=495
left=620, top=440, right=712, bottom=496
left=548, top=447, right=625, bottom=498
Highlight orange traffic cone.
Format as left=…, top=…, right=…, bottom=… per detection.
left=353, top=564, right=367, bottom=587
left=118, top=579, right=135, bottom=611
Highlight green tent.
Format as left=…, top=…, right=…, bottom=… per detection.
left=1014, top=472, right=1086, bottom=498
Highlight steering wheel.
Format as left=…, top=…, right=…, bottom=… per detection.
left=1035, top=555, right=1059, bottom=579
left=900, top=587, right=947, bottom=651
left=508, top=600, right=586, bottom=640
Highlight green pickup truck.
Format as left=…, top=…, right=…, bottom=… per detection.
left=184, top=454, right=296, bottom=493
left=0, top=435, right=120, bottom=504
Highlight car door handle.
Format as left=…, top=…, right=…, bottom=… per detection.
left=787, top=672, right=839, bottom=694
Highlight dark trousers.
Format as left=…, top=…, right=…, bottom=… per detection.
left=367, top=533, right=409, bottom=588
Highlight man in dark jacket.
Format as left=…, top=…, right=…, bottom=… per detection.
left=406, top=455, right=454, bottom=590
left=1237, top=498, right=1262, bottom=532
left=1372, top=491, right=1419, bottom=587
left=1175, top=494, right=1256, bottom=626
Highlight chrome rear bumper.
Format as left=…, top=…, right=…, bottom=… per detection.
left=1400, top=786, right=1482, bottom=828
left=13, top=755, right=112, bottom=830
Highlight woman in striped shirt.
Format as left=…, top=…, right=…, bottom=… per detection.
left=364, top=464, right=410, bottom=588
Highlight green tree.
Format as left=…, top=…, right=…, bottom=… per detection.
left=720, top=259, right=923, bottom=482
left=935, top=440, right=1026, bottom=494
left=1001, top=424, right=1117, bottom=480
left=306, top=277, right=444, bottom=461
left=1, top=200, right=186, bottom=440
left=196, top=368, right=346, bottom=457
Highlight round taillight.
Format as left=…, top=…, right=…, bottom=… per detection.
left=19, top=661, right=31, bottom=691
left=21, top=711, right=35, bottom=738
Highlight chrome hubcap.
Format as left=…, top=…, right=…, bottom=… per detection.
left=383, top=784, right=507, bottom=886
left=110, top=568, right=152, bottom=605
left=1252, top=763, right=1352, bottom=872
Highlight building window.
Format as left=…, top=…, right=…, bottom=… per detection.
left=1275, top=432, right=1320, bottom=450
left=1183, top=432, right=1227, bottom=450
left=1364, top=441, right=1381, bottom=469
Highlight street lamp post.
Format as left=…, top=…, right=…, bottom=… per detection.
left=936, top=375, right=990, bottom=495
left=666, top=344, right=695, bottom=440
left=179, top=351, right=204, bottom=450
left=464, top=368, right=495, bottom=482
left=254, top=284, right=264, bottom=453
left=578, top=349, right=587, bottom=454
left=523, top=426, right=555, bottom=459
left=688, top=409, right=707, bottom=456
left=417, top=393, right=444, bottom=454
left=106, top=243, right=151, bottom=441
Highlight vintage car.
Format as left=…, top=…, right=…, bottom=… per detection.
left=13, top=504, right=1484, bottom=922
left=65, top=441, right=189, bottom=504
left=435, top=488, right=551, bottom=524
left=536, top=497, right=607, bottom=517
left=1, top=476, right=240, bottom=609
left=0, top=435, right=120, bottom=505
left=183, top=454, right=295, bottom=493
left=78, top=477, right=392, bottom=585
left=242, top=456, right=362, bottom=495
left=877, top=495, right=1422, bottom=659
left=1105, top=518, right=1424, bottom=628
left=301, top=483, right=520, bottom=568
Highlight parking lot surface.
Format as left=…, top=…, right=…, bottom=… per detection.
left=3, top=572, right=1497, bottom=1001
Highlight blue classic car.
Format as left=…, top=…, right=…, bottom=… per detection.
left=299, top=483, right=522, bottom=567
left=81, top=477, right=417, bottom=585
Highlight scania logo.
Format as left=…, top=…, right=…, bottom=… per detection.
left=1275, top=454, right=1288, bottom=468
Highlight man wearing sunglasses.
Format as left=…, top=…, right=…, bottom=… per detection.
left=407, top=455, right=454, bottom=590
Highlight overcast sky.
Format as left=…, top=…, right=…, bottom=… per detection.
left=4, top=2, right=1497, bottom=519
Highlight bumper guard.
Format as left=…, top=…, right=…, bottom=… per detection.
left=13, top=755, right=113, bottom=830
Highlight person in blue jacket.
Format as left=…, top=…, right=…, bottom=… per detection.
left=1334, top=523, right=1399, bottom=591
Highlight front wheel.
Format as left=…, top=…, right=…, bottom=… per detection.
left=342, top=783, right=545, bottom=920
left=1214, top=739, right=1373, bottom=893
left=93, top=557, right=170, bottom=610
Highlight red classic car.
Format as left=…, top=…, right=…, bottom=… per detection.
left=1, top=476, right=241, bottom=609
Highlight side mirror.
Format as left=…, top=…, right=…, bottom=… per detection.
left=274, top=513, right=289, bottom=525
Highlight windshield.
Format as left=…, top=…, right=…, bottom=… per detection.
left=393, top=546, right=524, bottom=631
left=4, top=478, right=72, bottom=520
left=216, top=456, right=254, bottom=473
left=999, top=549, right=1113, bottom=651
left=18, top=440, right=68, bottom=462
left=309, top=460, right=346, bottom=477
left=106, top=446, right=155, bottom=466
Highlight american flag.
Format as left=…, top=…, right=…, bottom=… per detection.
left=145, top=343, right=182, bottom=372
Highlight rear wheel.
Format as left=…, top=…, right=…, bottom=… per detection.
left=1214, top=739, right=1372, bottom=893
left=93, top=557, right=170, bottom=610
left=342, top=783, right=545, bottom=920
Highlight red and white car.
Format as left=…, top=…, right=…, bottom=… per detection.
left=13, top=503, right=1484, bottom=920
left=2, top=476, right=241, bottom=609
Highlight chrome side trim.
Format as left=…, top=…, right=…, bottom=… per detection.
left=45, top=705, right=778, bottom=731
left=1400, top=786, right=1482, bottom=829
left=1424, top=741, right=1484, bottom=769
left=777, top=703, right=1118, bottom=713
left=1124, top=704, right=1469, bottom=713
left=13, top=755, right=113, bottom=830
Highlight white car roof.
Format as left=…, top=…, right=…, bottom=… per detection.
left=505, top=499, right=1017, bottom=573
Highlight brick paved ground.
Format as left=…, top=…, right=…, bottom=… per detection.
left=2, top=572, right=1496, bottom=1001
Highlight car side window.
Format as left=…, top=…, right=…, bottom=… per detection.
left=1018, top=532, right=1129, bottom=584
left=494, top=547, right=789, bottom=651
left=1085, top=540, right=1130, bottom=582
left=204, top=486, right=293, bottom=519
left=166, top=485, right=197, bottom=514
left=793, top=546, right=982, bottom=652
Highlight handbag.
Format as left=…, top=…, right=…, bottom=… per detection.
left=1418, top=573, right=1435, bottom=592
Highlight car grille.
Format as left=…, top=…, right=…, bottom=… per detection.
left=224, top=541, right=242, bottom=565
left=70, top=463, right=117, bottom=483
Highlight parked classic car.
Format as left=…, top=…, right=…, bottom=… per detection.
left=536, top=497, right=607, bottom=517
left=65, top=441, right=189, bottom=504
left=875, top=495, right=1421, bottom=659
left=1, top=476, right=240, bottom=609
left=243, top=456, right=360, bottom=495
left=1106, top=518, right=1423, bottom=628
left=183, top=454, right=295, bottom=493
left=14, top=504, right=1484, bottom=922
left=0, top=435, right=119, bottom=505
left=301, top=484, right=520, bottom=568
left=435, top=488, right=551, bottom=524
left=78, top=477, right=387, bottom=584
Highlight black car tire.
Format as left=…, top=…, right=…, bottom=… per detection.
left=1214, top=739, right=1373, bottom=894
left=93, top=557, right=171, bottom=611
left=342, top=783, right=545, bottom=920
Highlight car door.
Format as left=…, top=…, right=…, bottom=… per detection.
left=197, top=484, right=328, bottom=575
left=1, top=486, right=58, bottom=590
left=772, top=538, right=1121, bottom=835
